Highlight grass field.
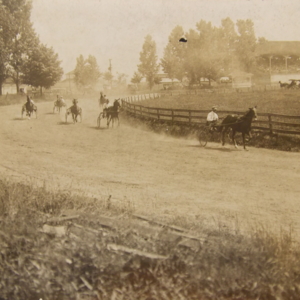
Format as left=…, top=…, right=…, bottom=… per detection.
left=138, top=89, right=300, bottom=115
left=1, top=179, right=300, bottom=300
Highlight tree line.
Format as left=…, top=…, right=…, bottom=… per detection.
left=132, top=18, right=267, bottom=89
left=0, top=0, right=63, bottom=95
left=73, top=54, right=127, bottom=93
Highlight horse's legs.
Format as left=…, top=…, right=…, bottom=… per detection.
left=221, top=127, right=227, bottom=146
left=242, top=133, right=249, bottom=151
left=232, top=130, right=238, bottom=148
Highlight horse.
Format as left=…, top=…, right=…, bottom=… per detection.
left=53, top=98, right=66, bottom=113
left=219, top=106, right=258, bottom=150
left=287, top=80, right=298, bottom=89
left=65, top=104, right=82, bottom=123
left=106, top=99, right=121, bottom=128
left=279, top=81, right=289, bottom=89
left=21, top=102, right=37, bottom=119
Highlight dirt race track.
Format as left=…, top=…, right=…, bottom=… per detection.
left=1, top=98, right=300, bottom=238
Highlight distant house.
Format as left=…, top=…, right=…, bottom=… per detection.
left=2, top=78, right=30, bottom=95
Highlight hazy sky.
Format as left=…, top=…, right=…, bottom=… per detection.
left=31, top=0, right=300, bottom=79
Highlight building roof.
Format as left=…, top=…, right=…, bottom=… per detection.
left=256, top=41, right=300, bottom=56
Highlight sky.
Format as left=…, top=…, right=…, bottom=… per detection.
left=30, top=0, right=300, bottom=80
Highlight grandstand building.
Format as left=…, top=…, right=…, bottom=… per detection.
left=256, top=41, right=300, bottom=83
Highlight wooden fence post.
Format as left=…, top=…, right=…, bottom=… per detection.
left=140, top=106, right=142, bottom=116
left=157, top=108, right=160, bottom=120
left=134, top=105, right=136, bottom=116
left=171, top=110, right=174, bottom=124
left=189, top=111, right=191, bottom=124
left=268, top=115, right=273, bottom=134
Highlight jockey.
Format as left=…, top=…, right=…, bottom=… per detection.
left=25, top=95, right=35, bottom=116
left=206, top=106, right=219, bottom=131
left=59, top=96, right=66, bottom=105
left=70, top=99, right=79, bottom=114
left=26, top=95, right=34, bottom=107
left=102, top=99, right=110, bottom=118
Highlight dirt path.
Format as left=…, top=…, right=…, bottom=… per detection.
left=1, top=99, right=300, bottom=237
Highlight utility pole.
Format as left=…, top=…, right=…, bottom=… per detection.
left=108, top=59, right=112, bottom=88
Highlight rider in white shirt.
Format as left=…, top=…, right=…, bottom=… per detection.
left=102, top=99, right=110, bottom=118
left=206, top=106, right=219, bottom=130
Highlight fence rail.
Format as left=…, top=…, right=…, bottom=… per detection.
left=121, top=94, right=300, bottom=136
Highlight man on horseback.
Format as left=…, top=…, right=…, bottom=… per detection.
left=25, top=95, right=35, bottom=112
left=102, top=99, right=110, bottom=118
left=206, top=106, right=219, bottom=131
left=70, top=99, right=79, bottom=114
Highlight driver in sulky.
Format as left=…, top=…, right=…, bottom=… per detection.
left=206, top=106, right=219, bottom=131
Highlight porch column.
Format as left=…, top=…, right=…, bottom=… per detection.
left=284, top=56, right=289, bottom=73
left=269, top=55, right=273, bottom=76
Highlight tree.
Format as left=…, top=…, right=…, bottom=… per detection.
left=184, top=22, right=223, bottom=86
left=117, top=73, right=127, bottom=84
left=22, top=43, right=63, bottom=95
left=130, top=71, right=142, bottom=84
left=161, top=26, right=186, bottom=81
left=236, top=19, right=257, bottom=72
left=74, top=55, right=101, bottom=90
left=219, top=17, right=238, bottom=73
left=2, top=0, right=39, bottom=93
left=138, top=35, right=159, bottom=90
left=103, top=71, right=113, bottom=82
left=74, top=55, right=86, bottom=88
left=0, top=5, right=14, bottom=95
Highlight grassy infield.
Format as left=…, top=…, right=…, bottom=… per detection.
left=1, top=91, right=300, bottom=299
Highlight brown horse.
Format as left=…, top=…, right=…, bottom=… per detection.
left=65, top=104, right=82, bottom=123
left=220, top=107, right=258, bottom=150
left=106, top=99, right=121, bottom=128
left=21, top=102, right=37, bottom=119
left=53, top=98, right=66, bottom=113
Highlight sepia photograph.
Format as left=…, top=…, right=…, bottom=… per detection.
left=1, top=0, right=300, bottom=299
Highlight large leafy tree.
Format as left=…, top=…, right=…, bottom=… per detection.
left=184, top=22, right=223, bottom=86
left=236, top=19, right=257, bottom=72
left=0, top=5, right=14, bottom=95
left=161, top=26, right=186, bottom=81
left=22, top=43, right=63, bottom=95
left=74, top=55, right=101, bottom=90
left=2, top=0, right=39, bottom=93
left=138, top=35, right=159, bottom=90
left=219, top=17, right=238, bottom=73
left=130, top=71, right=142, bottom=84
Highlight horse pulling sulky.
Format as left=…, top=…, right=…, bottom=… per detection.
left=97, top=99, right=121, bottom=128
left=198, top=107, right=258, bottom=150
left=53, top=96, right=66, bottom=113
left=21, top=97, right=37, bottom=119
left=65, top=99, right=82, bottom=123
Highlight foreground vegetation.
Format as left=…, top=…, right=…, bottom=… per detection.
left=1, top=178, right=300, bottom=300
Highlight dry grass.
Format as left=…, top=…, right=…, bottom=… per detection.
left=1, top=178, right=300, bottom=299
left=139, top=89, right=300, bottom=115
